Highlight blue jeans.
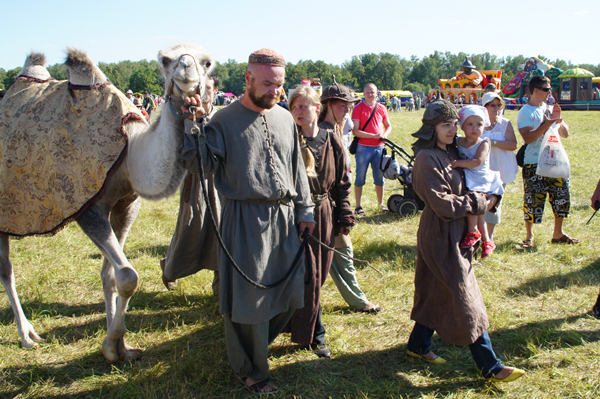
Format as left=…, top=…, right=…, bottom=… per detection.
left=407, top=322, right=504, bottom=377
left=354, top=144, right=385, bottom=187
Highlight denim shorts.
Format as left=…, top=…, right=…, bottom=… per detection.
left=354, top=144, right=385, bottom=187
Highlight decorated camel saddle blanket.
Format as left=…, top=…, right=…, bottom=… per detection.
left=0, top=77, right=144, bottom=237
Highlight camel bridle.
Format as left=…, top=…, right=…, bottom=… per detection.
left=165, top=53, right=209, bottom=120
left=166, top=53, right=207, bottom=102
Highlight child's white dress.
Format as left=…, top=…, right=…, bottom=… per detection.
left=457, top=137, right=504, bottom=195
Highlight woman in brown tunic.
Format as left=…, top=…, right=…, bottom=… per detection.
left=407, top=99, right=524, bottom=383
left=287, top=85, right=355, bottom=358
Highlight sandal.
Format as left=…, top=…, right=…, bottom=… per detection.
left=360, top=304, right=382, bottom=314
left=240, top=376, right=278, bottom=395
left=406, top=349, right=447, bottom=365
left=355, top=206, right=366, bottom=216
left=380, top=205, right=389, bottom=213
left=551, top=234, right=580, bottom=245
left=520, top=239, right=534, bottom=249
left=486, top=367, right=525, bottom=383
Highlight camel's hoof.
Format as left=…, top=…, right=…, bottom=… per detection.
left=102, top=337, right=120, bottom=363
left=21, top=339, right=39, bottom=349
left=118, top=339, right=143, bottom=361
left=102, top=337, right=143, bottom=362
left=20, top=322, right=44, bottom=348
left=30, top=330, right=44, bottom=343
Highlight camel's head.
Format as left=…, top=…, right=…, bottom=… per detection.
left=158, top=44, right=214, bottom=100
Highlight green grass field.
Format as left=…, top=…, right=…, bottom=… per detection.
left=1, top=107, right=600, bottom=398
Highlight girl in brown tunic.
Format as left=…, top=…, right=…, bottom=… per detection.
left=286, top=86, right=355, bottom=358
left=406, top=99, right=524, bottom=383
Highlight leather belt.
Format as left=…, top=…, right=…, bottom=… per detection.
left=245, top=197, right=293, bottom=207
left=311, top=193, right=329, bottom=204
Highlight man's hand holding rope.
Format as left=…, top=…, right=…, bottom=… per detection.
left=181, top=94, right=206, bottom=119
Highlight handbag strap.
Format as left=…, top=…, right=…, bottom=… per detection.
left=361, top=103, right=379, bottom=131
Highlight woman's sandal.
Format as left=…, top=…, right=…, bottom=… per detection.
left=355, top=206, right=366, bottom=216
left=486, top=367, right=525, bottom=383
left=406, top=349, right=447, bottom=364
left=551, top=234, right=580, bottom=244
left=240, top=376, right=278, bottom=395
left=520, top=239, right=534, bottom=249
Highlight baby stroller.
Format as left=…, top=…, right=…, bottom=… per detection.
left=380, top=139, right=425, bottom=218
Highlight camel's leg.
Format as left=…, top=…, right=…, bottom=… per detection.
left=101, top=194, right=142, bottom=329
left=0, top=234, right=44, bottom=348
left=108, top=194, right=143, bottom=359
left=77, top=195, right=142, bottom=362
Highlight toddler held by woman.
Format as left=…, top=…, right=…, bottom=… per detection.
left=452, top=105, right=504, bottom=258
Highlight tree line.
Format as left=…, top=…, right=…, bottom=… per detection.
left=2, top=51, right=599, bottom=96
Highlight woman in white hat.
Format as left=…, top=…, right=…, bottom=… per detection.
left=480, top=92, right=518, bottom=239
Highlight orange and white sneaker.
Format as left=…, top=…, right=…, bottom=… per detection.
left=481, top=241, right=496, bottom=258
left=460, top=231, right=481, bottom=248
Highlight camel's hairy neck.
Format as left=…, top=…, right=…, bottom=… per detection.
left=125, top=101, right=186, bottom=200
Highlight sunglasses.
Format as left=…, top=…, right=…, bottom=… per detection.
left=538, top=87, right=552, bottom=92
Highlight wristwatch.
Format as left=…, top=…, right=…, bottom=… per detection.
left=493, top=140, right=497, bottom=146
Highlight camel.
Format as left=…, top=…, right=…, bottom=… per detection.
left=0, top=44, right=214, bottom=362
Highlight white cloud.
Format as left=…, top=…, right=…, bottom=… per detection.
left=446, top=19, right=461, bottom=25
left=574, top=10, right=589, bottom=16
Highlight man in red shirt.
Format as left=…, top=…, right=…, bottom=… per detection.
left=351, top=83, right=392, bottom=215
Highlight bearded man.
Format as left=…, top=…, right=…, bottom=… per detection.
left=181, top=49, right=315, bottom=395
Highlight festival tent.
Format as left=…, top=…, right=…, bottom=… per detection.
left=354, top=90, right=413, bottom=98
left=381, top=90, right=413, bottom=97
left=557, top=67, right=594, bottom=101
left=558, top=67, right=594, bottom=79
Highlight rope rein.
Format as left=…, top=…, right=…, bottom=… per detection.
left=307, top=233, right=382, bottom=275
left=189, top=109, right=307, bottom=289
left=188, top=108, right=380, bottom=289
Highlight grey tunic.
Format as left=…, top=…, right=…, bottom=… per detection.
left=182, top=101, right=315, bottom=324
left=162, top=107, right=220, bottom=280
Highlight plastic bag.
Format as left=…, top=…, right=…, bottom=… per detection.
left=536, top=124, right=570, bottom=180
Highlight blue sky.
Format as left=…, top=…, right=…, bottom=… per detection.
left=2, top=0, right=598, bottom=71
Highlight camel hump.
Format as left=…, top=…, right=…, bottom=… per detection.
left=18, top=52, right=51, bottom=81
left=65, top=47, right=108, bottom=87
left=26, top=52, right=46, bottom=67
